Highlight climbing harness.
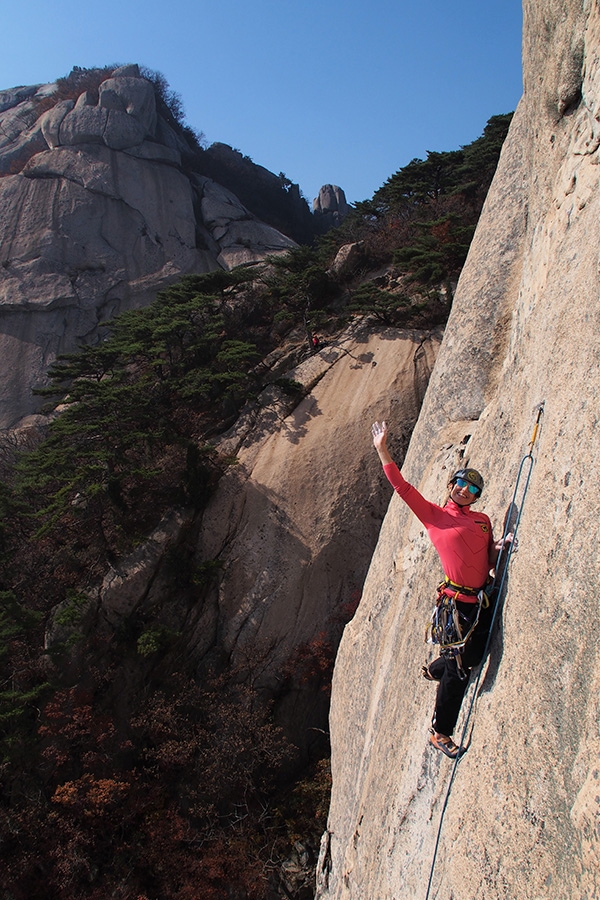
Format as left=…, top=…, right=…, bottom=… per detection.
left=439, top=576, right=481, bottom=597
left=424, top=401, right=545, bottom=900
left=426, top=582, right=489, bottom=678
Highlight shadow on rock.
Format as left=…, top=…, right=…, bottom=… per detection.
left=479, top=500, right=519, bottom=696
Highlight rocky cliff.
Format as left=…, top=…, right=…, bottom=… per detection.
left=320, top=2, right=600, bottom=898
left=0, top=64, right=299, bottom=429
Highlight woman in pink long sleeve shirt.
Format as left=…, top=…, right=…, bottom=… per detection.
left=372, top=420, right=508, bottom=759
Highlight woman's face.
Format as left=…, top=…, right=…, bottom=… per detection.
left=450, top=480, right=479, bottom=506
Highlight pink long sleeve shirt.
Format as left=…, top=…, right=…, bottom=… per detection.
left=383, top=462, right=494, bottom=600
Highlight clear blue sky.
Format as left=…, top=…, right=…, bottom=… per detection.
left=1, top=0, right=523, bottom=206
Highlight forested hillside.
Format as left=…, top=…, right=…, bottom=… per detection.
left=0, top=112, right=510, bottom=899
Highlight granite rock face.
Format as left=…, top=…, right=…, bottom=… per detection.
left=320, top=2, right=600, bottom=898
left=0, top=65, right=296, bottom=428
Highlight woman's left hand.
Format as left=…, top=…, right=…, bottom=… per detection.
left=495, top=532, right=518, bottom=553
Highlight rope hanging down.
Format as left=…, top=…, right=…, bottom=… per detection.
left=424, top=401, right=545, bottom=900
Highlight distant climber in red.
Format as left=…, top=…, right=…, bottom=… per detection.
left=371, top=420, right=512, bottom=759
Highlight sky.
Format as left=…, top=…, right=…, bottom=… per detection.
left=1, top=0, right=523, bottom=206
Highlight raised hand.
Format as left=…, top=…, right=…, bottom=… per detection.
left=371, top=421, right=393, bottom=465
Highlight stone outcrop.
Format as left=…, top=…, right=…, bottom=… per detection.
left=320, top=2, right=600, bottom=899
left=313, top=184, right=350, bottom=230
left=0, top=65, right=297, bottom=428
left=97, top=508, right=193, bottom=630
left=199, top=142, right=318, bottom=244
left=328, top=241, right=364, bottom=277
left=195, top=174, right=297, bottom=269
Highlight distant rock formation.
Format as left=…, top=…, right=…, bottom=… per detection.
left=199, top=142, right=317, bottom=244
left=319, top=1, right=600, bottom=898
left=0, top=65, right=297, bottom=429
left=313, top=184, right=351, bottom=231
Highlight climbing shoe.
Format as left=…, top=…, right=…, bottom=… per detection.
left=429, top=733, right=464, bottom=759
left=421, top=664, right=439, bottom=682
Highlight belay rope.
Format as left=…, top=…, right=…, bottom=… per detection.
left=424, top=402, right=545, bottom=900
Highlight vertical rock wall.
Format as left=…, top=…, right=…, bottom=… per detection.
left=321, top=2, right=600, bottom=898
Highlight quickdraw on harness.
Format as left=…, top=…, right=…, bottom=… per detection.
left=425, top=578, right=489, bottom=678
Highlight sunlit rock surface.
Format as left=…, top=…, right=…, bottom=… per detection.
left=319, top=2, right=600, bottom=898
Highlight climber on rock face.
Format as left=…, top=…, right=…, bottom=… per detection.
left=371, top=420, right=512, bottom=759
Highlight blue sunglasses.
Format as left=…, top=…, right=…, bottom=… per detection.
left=454, top=478, right=480, bottom=495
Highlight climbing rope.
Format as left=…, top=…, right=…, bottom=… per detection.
left=424, top=401, right=545, bottom=900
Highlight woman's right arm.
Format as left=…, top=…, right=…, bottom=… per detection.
left=371, top=420, right=440, bottom=526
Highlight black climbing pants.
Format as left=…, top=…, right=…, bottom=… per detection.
left=428, top=597, right=494, bottom=737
